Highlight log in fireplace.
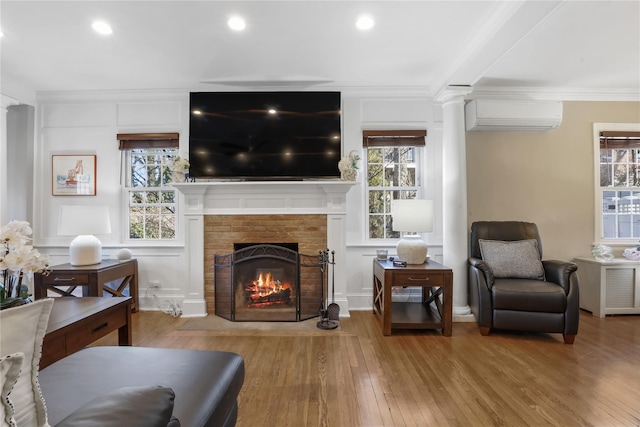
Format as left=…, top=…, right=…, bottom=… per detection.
left=214, top=244, right=327, bottom=321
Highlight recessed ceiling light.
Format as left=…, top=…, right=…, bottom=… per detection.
left=228, top=16, right=246, bottom=31
left=92, top=21, right=113, bottom=35
left=356, top=15, right=375, bottom=30
left=192, top=110, right=202, bottom=115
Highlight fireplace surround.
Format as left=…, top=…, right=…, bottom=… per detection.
left=173, top=181, right=355, bottom=317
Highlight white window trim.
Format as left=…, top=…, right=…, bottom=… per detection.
left=593, top=122, right=640, bottom=246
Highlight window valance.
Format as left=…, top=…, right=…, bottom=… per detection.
left=599, top=131, right=640, bottom=149
left=117, top=133, right=179, bottom=150
left=362, top=130, right=426, bottom=147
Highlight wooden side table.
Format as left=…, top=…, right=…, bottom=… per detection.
left=34, top=259, right=139, bottom=312
left=373, top=258, right=453, bottom=336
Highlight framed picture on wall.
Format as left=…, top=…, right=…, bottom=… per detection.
left=52, top=154, right=97, bottom=196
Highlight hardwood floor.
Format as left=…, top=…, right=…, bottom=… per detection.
left=94, top=310, right=640, bottom=426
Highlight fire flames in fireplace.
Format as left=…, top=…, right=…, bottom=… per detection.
left=243, top=271, right=293, bottom=308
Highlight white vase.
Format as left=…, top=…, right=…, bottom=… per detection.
left=172, top=171, right=186, bottom=182
left=341, top=168, right=358, bottom=181
left=396, top=235, right=428, bottom=264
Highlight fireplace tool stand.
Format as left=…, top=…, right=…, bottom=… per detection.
left=326, top=250, right=340, bottom=320
left=317, top=249, right=339, bottom=330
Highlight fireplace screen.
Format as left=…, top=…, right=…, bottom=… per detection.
left=214, top=244, right=326, bottom=322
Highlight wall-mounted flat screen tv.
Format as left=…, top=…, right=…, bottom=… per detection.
left=189, top=91, right=341, bottom=180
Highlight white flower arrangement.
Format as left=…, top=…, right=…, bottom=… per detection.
left=1, top=220, right=51, bottom=307
left=338, top=150, right=360, bottom=172
left=169, top=155, right=190, bottom=171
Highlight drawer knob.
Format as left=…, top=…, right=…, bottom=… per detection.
left=408, top=277, right=430, bottom=281
left=53, top=277, right=76, bottom=282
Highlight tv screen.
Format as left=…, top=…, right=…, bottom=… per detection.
left=188, top=91, right=342, bottom=180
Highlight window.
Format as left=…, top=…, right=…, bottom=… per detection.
left=596, top=126, right=640, bottom=241
left=364, top=130, right=426, bottom=239
left=117, top=133, right=180, bottom=240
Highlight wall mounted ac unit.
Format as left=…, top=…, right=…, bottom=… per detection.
left=465, top=100, right=563, bottom=131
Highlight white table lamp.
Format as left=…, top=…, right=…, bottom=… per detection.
left=392, top=199, right=434, bottom=264
left=58, top=205, right=111, bottom=266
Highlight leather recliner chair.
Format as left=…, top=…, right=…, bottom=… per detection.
left=468, top=221, right=580, bottom=344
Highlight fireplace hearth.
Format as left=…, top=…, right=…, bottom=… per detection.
left=214, top=244, right=327, bottom=322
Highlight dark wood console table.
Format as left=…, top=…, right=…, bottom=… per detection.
left=34, top=259, right=138, bottom=312
left=373, top=258, right=453, bottom=336
left=41, top=297, right=132, bottom=369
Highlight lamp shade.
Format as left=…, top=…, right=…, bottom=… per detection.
left=392, top=199, right=433, bottom=264
left=392, top=199, right=434, bottom=233
left=58, top=205, right=111, bottom=266
left=58, top=205, right=112, bottom=236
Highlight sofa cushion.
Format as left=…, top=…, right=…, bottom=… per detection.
left=1, top=352, right=24, bottom=426
left=0, top=298, right=54, bottom=427
left=54, top=385, right=177, bottom=427
left=479, top=239, right=545, bottom=280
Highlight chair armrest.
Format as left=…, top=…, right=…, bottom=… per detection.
left=469, top=257, right=494, bottom=287
left=542, top=260, right=578, bottom=293
left=468, top=257, right=494, bottom=328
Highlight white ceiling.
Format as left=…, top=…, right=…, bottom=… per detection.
left=1, top=1, right=639, bottom=100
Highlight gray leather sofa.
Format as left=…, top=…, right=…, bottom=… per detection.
left=39, top=346, right=245, bottom=427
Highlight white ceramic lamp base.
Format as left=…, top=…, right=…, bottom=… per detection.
left=396, top=235, right=428, bottom=264
left=69, top=234, right=102, bottom=266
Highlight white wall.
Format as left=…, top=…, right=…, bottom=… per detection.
left=34, top=90, right=189, bottom=309
left=340, top=93, right=444, bottom=309
left=32, top=89, right=444, bottom=311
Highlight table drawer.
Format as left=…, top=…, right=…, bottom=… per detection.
left=66, top=307, right=127, bottom=354
left=392, top=271, right=444, bottom=286
left=41, top=273, right=90, bottom=285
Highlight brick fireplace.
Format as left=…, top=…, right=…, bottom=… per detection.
left=173, top=181, right=355, bottom=317
left=204, top=214, right=327, bottom=315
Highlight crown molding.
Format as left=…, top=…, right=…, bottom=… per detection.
left=31, top=85, right=640, bottom=104
left=467, top=86, right=640, bottom=102
left=36, top=88, right=189, bottom=103
left=1, top=94, right=20, bottom=109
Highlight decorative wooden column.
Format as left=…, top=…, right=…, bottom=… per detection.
left=436, top=86, right=473, bottom=317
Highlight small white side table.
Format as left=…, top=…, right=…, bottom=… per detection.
left=574, top=257, right=640, bottom=317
